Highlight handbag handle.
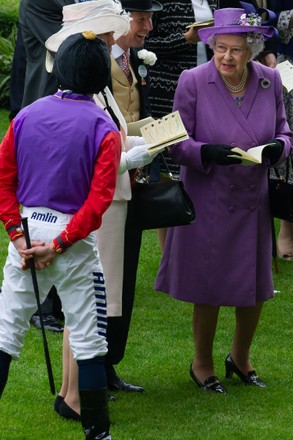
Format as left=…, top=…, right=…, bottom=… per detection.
left=272, top=155, right=293, bottom=183
left=159, top=153, right=179, bottom=181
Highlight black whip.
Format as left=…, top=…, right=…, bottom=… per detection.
left=21, top=217, right=55, bottom=395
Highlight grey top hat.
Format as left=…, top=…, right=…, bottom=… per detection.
left=121, top=0, right=163, bottom=12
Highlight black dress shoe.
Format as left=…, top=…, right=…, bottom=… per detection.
left=225, top=354, right=266, bottom=387
left=108, top=375, right=144, bottom=393
left=189, top=364, right=227, bottom=394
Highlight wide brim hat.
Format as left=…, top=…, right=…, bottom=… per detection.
left=121, top=0, right=163, bottom=12
left=45, top=0, right=130, bottom=53
left=198, top=8, right=275, bottom=44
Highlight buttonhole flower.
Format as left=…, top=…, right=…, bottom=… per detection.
left=137, top=49, right=157, bottom=66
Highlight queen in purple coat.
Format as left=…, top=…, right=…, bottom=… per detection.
left=155, top=8, right=292, bottom=394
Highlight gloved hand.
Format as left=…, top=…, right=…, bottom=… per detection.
left=201, top=144, right=242, bottom=166
left=119, top=144, right=155, bottom=174
left=262, top=139, right=284, bottom=165
left=126, top=136, right=145, bottom=149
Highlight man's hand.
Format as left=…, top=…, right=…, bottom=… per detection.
left=184, top=27, right=200, bottom=44
left=260, top=53, right=277, bottom=68
left=19, top=242, right=57, bottom=271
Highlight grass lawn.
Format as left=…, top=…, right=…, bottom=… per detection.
left=0, top=108, right=292, bottom=439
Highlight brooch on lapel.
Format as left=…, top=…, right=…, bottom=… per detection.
left=137, top=49, right=157, bottom=85
left=261, top=78, right=271, bottom=89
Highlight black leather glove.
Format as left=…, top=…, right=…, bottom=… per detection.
left=201, top=144, right=242, bottom=166
left=262, top=139, right=284, bottom=165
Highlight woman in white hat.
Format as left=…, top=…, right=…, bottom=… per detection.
left=45, top=0, right=156, bottom=422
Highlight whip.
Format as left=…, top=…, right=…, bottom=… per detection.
left=21, top=217, right=55, bottom=395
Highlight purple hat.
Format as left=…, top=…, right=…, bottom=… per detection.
left=198, top=8, right=275, bottom=44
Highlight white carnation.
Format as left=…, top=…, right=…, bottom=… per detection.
left=138, top=49, right=157, bottom=66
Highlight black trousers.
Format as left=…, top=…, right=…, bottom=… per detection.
left=9, top=25, right=26, bottom=121
left=105, top=199, right=143, bottom=367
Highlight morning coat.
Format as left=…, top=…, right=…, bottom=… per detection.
left=19, top=0, right=75, bottom=106
left=155, top=59, right=292, bottom=307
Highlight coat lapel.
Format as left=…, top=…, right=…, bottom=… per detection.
left=110, top=56, right=130, bottom=87
left=209, top=60, right=265, bottom=145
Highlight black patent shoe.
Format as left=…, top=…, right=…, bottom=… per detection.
left=189, top=364, right=227, bottom=394
left=225, top=354, right=266, bottom=388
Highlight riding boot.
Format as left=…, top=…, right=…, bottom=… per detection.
left=0, top=350, right=12, bottom=398
left=79, top=388, right=111, bottom=440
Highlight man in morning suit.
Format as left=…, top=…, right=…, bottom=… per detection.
left=19, top=0, right=76, bottom=106
left=105, top=0, right=163, bottom=393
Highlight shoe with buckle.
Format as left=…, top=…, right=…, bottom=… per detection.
left=225, top=354, right=266, bottom=387
left=108, top=375, right=144, bottom=392
left=30, top=314, right=64, bottom=332
left=189, top=364, right=227, bottom=394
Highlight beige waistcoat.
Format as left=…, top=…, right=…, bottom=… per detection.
left=111, top=57, right=141, bottom=124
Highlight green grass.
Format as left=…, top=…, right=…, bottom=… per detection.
left=0, top=108, right=10, bottom=137
left=0, top=108, right=292, bottom=439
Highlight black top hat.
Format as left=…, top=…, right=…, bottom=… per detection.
left=53, top=31, right=111, bottom=95
left=121, top=0, right=163, bottom=12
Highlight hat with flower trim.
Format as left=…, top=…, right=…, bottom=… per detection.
left=198, top=8, right=275, bottom=44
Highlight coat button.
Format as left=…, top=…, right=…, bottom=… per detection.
left=249, top=205, right=256, bottom=212
left=228, top=206, right=235, bottom=213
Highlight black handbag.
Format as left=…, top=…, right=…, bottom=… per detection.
left=132, top=153, right=195, bottom=230
left=269, top=156, right=293, bottom=223
left=132, top=178, right=196, bottom=230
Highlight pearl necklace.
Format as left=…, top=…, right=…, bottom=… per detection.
left=221, top=68, right=248, bottom=94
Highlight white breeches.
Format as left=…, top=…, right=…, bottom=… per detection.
left=0, top=207, right=108, bottom=360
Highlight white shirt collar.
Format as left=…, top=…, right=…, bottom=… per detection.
left=112, top=44, right=129, bottom=61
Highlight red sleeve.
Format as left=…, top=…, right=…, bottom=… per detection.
left=0, top=121, right=23, bottom=239
left=52, top=131, right=121, bottom=252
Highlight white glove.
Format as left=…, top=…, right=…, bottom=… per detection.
left=119, top=144, right=155, bottom=174
left=125, top=136, right=145, bottom=150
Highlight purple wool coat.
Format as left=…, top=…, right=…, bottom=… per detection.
left=155, top=59, right=292, bottom=307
